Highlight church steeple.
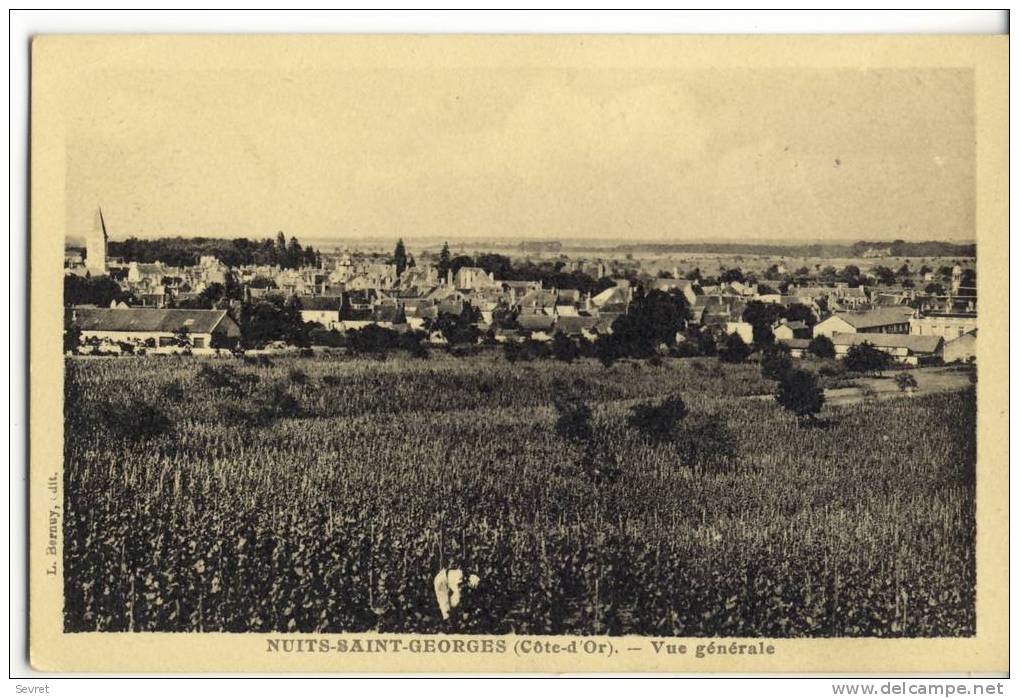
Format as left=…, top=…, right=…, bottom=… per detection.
left=86, top=206, right=108, bottom=276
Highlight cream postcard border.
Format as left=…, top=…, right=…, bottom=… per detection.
left=29, top=34, right=1008, bottom=673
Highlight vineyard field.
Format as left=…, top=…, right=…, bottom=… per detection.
left=63, top=353, right=976, bottom=636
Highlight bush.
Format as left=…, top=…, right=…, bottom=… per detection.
left=523, top=339, right=550, bottom=360
left=594, top=334, right=622, bottom=368
left=551, top=332, right=580, bottom=363
left=895, top=372, right=918, bottom=392
left=260, top=382, right=303, bottom=420
left=503, top=341, right=527, bottom=363
left=103, top=402, right=172, bottom=442
left=199, top=364, right=258, bottom=395
left=552, top=393, right=593, bottom=445
left=844, top=342, right=891, bottom=375
left=775, top=368, right=825, bottom=422
left=308, top=327, right=345, bottom=348
left=673, top=413, right=736, bottom=473
left=718, top=332, right=751, bottom=363
left=760, top=348, right=793, bottom=381
left=627, top=395, right=688, bottom=443
left=808, top=335, right=836, bottom=359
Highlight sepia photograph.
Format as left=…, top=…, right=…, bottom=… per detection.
left=25, top=28, right=1008, bottom=675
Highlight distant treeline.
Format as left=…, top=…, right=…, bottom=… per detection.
left=107, top=233, right=321, bottom=269
left=445, top=251, right=616, bottom=295
left=607, top=240, right=976, bottom=258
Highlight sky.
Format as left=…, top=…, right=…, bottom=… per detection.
left=62, top=44, right=974, bottom=243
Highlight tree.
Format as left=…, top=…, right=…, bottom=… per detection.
left=843, top=342, right=891, bottom=375
left=627, top=395, right=687, bottom=443
left=286, top=237, right=303, bottom=269
left=434, top=305, right=481, bottom=346
left=491, top=303, right=519, bottom=330
left=807, top=335, right=836, bottom=359
left=838, top=264, right=861, bottom=282
left=63, top=324, right=82, bottom=354
left=437, top=242, right=452, bottom=280
left=775, top=368, right=825, bottom=423
left=552, top=393, right=594, bottom=447
left=672, top=412, right=736, bottom=473
left=718, top=332, right=751, bottom=363
left=609, top=288, right=690, bottom=358
left=275, top=231, right=287, bottom=262
left=760, top=347, right=793, bottom=381
left=895, top=372, right=918, bottom=392
left=393, top=238, right=408, bottom=277
left=872, top=266, right=897, bottom=285
left=240, top=298, right=309, bottom=348
left=720, top=267, right=745, bottom=283
left=753, top=323, right=775, bottom=348
left=64, top=274, right=134, bottom=307
left=925, top=283, right=945, bottom=296
left=178, top=282, right=227, bottom=309
left=594, top=333, right=622, bottom=368
left=742, top=300, right=783, bottom=344
left=551, top=331, right=580, bottom=362
left=784, top=303, right=816, bottom=326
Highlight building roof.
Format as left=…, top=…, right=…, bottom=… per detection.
left=555, top=315, right=599, bottom=335
left=517, top=311, right=555, bottom=331
left=298, top=296, right=343, bottom=311
left=830, top=332, right=943, bottom=354
left=591, top=286, right=627, bottom=307
left=945, top=329, right=977, bottom=344
left=68, top=307, right=234, bottom=334
left=778, top=338, right=812, bottom=349
left=830, top=308, right=914, bottom=330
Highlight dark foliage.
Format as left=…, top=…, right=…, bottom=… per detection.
left=808, top=335, right=836, bottom=359
left=108, top=234, right=318, bottom=269
left=775, top=368, right=825, bottom=421
left=718, top=332, right=751, bottom=364
left=551, top=332, right=580, bottom=362
left=64, top=274, right=135, bottom=307
left=760, top=348, right=793, bottom=381
left=240, top=298, right=309, bottom=348
left=843, top=342, right=892, bottom=375
left=672, top=412, right=737, bottom=473
left=627, top=395, right=688, bottom=444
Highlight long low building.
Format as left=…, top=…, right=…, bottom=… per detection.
left=830, top=332, right=943, bottom=366
left=909, top=313, right=978, bottom=341
left=813, top=307, right=915, bottom=338
left=67, top=307, right=241, bottom=349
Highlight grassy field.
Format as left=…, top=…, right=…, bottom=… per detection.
left=63, top=352, right=975, bottom=636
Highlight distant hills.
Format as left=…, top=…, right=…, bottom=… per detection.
left=67, top=234, right=975, bottom=260
left=603, top=240, right=975, bottom=258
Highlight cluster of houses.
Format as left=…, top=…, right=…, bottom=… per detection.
left=64, top=210, right=976, bottom=363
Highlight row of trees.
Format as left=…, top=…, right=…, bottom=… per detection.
left=432, top=243, right=617, bottom=296
left=106, top=233, right=321, bottom=269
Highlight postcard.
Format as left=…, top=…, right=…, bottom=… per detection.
left=29, top=34, right=1007, bottom=673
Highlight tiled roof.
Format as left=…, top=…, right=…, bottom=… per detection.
left=298, top=296, right=343, bottom=311
left=835, top=308, right=914, bottom=329
left=68, top=307, right=232, bottom=334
